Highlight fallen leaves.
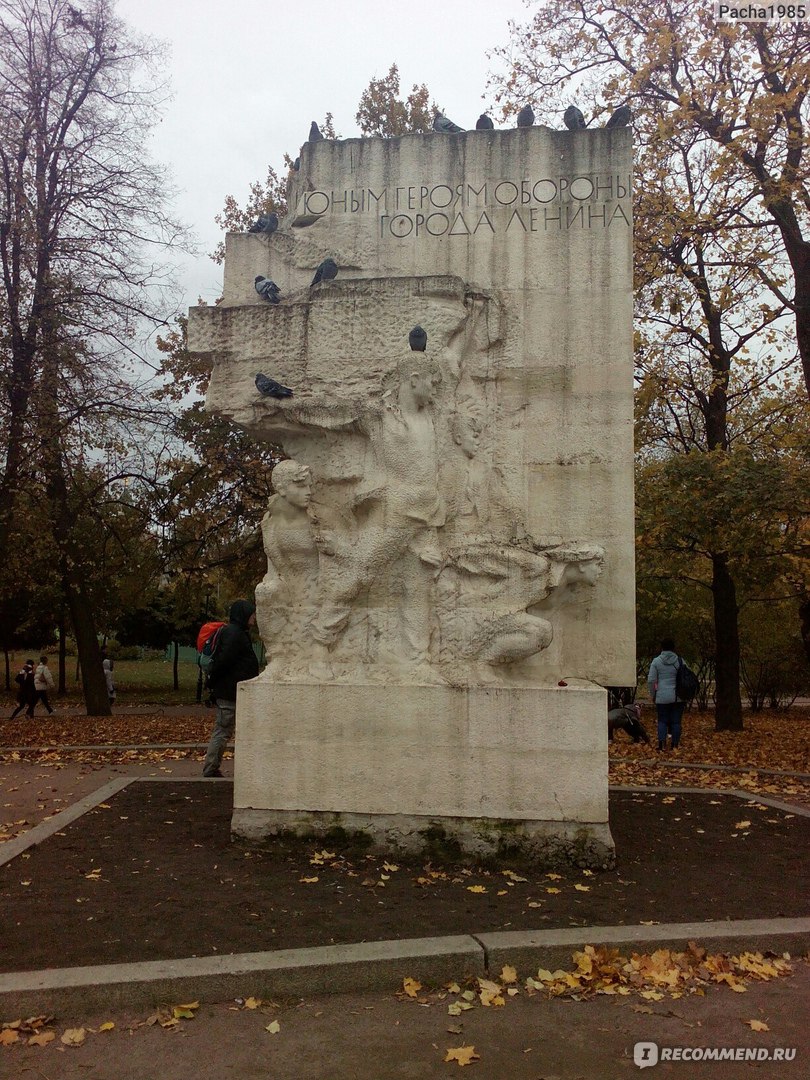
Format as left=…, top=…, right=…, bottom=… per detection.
left=61, top=1027, right=87, bottom=1046
left=265, top=1020, right=281, bottom=1034
left=444, top=1045, right=479, bottom=1066
left=520, top=945, right=793, bottom=1002
left=27, top=1030, right=55, bottom=1046
left=402, top=977, right=422, bottom=999
left=609, top=708, right=810, bottom=807
left=745, top=1019, right=769, bottom=1031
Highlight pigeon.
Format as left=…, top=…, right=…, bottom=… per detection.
left=476, top=113, right=494, bottom=130
left=564, top=105, right=587, bottom=130
left=255, top=373, right=293, bottom=398
left=409, top=326, right=427, bottom=352
left=309, top=121, right=324, bottom=142
left=254, top=275, right=281, bottom=303
left=293, top=156, right=300, bottom=171
left=248, top=213, right=279, bottom=235
left=311, top=257, right=338, bottom=286
left=516, top=104, right=534, bottom=128
left=433, top=112, right=464, bottom=133
left=605, top=104, right=632, bottom=128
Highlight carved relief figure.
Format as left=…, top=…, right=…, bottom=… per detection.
left=309, top=355, right=446, bottom=671
left=255, top=460, right=321, bottom=666
left=436, top=541, right=604, bottom=679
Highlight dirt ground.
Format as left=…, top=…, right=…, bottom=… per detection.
left=1, top=782, right=807, bottom=972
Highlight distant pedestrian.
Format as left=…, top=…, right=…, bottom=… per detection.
left=202, top=600, right=259, bottom=778
left=103, top=657, right=116, bottom=706
left=32, top=655, right=55, bottom=716
left=647, top=636, right=684, bottom=750
left=9, top=660, right=36, bottom=719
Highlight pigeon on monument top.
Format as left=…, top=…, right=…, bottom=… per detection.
left=516, top=104, right=535, bottom=128
left=255, top=373, right=293, bottom=398
left=293, top=156, right=300, bottom=171
left=254, top=275, right=281, bottom=303
left=248, top=213, right=279, bottom=235
left=433, top=112, right=464, bottom=133
left=563, top=105, right=587, bottom=130
left=309, top=121, right=324, bottom=142
left=476, top=113, right=495, bottom=130
left=605, top=104, right=633, bottom=128
left=409, top=326, right=428, bottom=352
left=311, top=257, right=339, bottom=286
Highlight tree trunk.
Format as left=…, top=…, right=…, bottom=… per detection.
left=712, top=552, right=743, bottom=731
left=58, top=604, right=67, bottom=696
left=173, top=641, right=179, bottom=691
left=3, top=646, right=9, bottom=692
left=799, top=595, right=810, bottom=667
left=65, top=578, right=110, bottom=714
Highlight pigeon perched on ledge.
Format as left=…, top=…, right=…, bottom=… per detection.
left=254, top=275, right=281, bottom=303
left=255, top=373, right=293, bottom=398
left=476, top=113, right=494, bottom=130
left=248, top=213, right=279, bottom=235
left=433, top=112, right=464, bottom=133
left=309, top=121, right=324, bottom=142
left=564, top=105, right=587, bottom=130
left=516, top=104, right=534, bottom=128
left=605, top=104, right=632, bottom=128
left=409, top=326, right=427, bottom=352
left=311, top=257, right=338, bottom=286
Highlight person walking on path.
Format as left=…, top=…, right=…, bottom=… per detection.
left=647, top=637, right=684, bottom=751
left=32, top=655, right=55, bottom=716
left=9, top=660, right=36, bottom=719
left=202, top=600, right=259, bottom=778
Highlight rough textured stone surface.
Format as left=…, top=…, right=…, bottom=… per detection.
left=189, top=126, right=634, bottom=858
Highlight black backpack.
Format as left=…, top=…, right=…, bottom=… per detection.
left=676, top=657, right=699, bottom=702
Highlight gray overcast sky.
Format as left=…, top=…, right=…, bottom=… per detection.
left=115, top=0, right=524, bottom=316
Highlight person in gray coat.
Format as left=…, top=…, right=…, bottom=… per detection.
left=647, top=637, right=684, bottom=750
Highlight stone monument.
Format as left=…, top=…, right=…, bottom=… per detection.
left=188, top=122, right=634, bottom=865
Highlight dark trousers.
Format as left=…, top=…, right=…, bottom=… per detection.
left=31, top=690, right=53, bottom=715
left=656, top=701, right=684, bottom=748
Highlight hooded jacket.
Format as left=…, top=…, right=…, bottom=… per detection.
left=207, top=600, right=259, bottom=702
left=647, top=649, right=680, bottom=705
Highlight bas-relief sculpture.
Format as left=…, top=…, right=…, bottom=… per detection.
left=253, top=336, right=605, bottom=687
left=190, top=125, right=634, bottom=863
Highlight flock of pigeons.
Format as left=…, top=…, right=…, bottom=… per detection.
left=252, top=103, right=631, bottom=401
left=306, top=103, right=631, bottom=143
left=434, top=102, right=631, bottom=134
left=253, top=256, right=340, bottom=398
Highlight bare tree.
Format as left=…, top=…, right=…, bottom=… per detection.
left=0, top=0, right=186, bottom=712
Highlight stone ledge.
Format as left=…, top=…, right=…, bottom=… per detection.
left=477, top=918, right=810, bottom=975
left=0, top=936, right=483, bottom=1018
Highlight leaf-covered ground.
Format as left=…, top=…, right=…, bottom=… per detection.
left=3, top=705, right=808, bottom=805
left=609, top=707, right=810, bottom=807
left=1, top=784, right=807, bottom=972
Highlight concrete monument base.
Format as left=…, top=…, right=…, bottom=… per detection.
left=232, top=677, right=614, bottom=867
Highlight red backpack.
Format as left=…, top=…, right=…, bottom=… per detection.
left=196, top=621, right=226, bottom=672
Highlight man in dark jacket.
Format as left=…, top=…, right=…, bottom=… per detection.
left=202, top=600, right=259, bottom=777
